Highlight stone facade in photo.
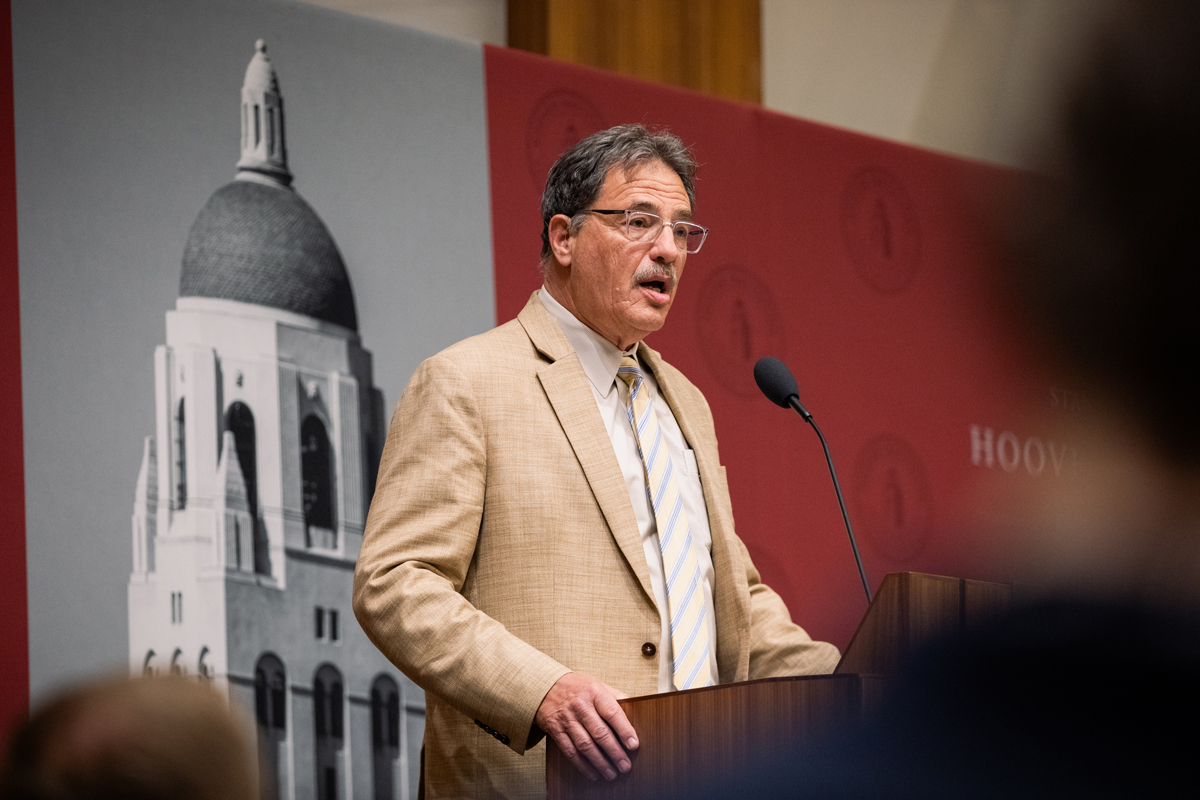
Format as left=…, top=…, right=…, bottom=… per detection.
left=128, top=40, right=423, bottom=800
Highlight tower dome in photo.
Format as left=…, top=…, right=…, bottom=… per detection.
left=178, top=39, right=358, bottom=331
left=130, top=39, right=416, bottom=800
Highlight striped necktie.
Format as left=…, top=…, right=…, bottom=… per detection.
left=617, top=355, right=714, bottom=691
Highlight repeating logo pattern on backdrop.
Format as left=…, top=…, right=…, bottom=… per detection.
left=852, top=433, right=933, bottom=562
left=696, top=265, right=787, bottom=397
left=525, top=89, right=606, bottom=189
left=840, top=166, right=922, bottom=295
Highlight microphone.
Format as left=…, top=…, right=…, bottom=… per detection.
left=753, top=357, right=873, bottom=604
left=753, top=356, right=811, bottom=420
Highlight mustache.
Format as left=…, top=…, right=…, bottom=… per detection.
left=631, top=263, right=678, bottom=293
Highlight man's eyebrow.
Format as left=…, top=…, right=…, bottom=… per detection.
left=627, top=200, right=693, bottom=221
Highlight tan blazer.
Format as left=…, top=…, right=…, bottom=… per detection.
left=353, top=294, right=839, bottom=799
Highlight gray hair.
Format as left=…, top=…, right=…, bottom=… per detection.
left=539, top=124, right=697, bottom=266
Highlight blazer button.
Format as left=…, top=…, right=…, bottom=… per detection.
left=641, top=642, right=656, bottom=658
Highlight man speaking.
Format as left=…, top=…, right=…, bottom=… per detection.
left=354, top=124, right=839, bottom=799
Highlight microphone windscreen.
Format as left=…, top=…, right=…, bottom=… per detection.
left=754, top=356, right=799, bottom=408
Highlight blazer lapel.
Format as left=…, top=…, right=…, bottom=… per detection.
left=640, top=344, right=751, bottom=683
left=518, top=295, right=658, bottom=607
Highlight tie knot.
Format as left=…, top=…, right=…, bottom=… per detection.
left=616, top=355, right=643, bottom=389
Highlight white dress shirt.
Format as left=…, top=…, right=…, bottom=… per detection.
left=539, top=288, right=720, bottom=692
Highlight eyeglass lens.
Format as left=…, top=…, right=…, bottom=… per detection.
left=622, top=211, right=707, bottom=253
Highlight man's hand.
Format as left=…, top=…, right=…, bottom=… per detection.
left=535, top=672, right=639, bottom=782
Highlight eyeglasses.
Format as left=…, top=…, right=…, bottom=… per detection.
left=582, top=209, right=709, bottom=254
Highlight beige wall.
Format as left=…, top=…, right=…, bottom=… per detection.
left=299, top=0, right=1114, bottom=167
left=763, top=0, right=1114, bottom=167
left=297, top=0, right=507, bottom=45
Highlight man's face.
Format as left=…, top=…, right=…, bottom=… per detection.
left=559, top=160, right=692, bottom=351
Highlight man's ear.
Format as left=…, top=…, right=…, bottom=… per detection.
left=547, top=214, right=574, bottom=266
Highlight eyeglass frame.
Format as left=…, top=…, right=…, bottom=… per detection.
left=579, top=209, right=710, bottom=254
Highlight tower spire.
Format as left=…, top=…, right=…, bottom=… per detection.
left=236, top=39, right=293, bottom=187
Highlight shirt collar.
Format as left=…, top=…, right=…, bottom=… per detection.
left=538, top=286, right=634, bottom=398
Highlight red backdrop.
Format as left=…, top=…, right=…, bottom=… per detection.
left=485, top=46, right=1037, bottom=649
left=1, top=0, right=30, bottom=737
left=0, top=29, right=1044, bottom=729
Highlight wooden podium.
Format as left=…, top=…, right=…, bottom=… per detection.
left=546, top=572, right=1012, bottom=798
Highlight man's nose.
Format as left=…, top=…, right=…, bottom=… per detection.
left=647, top=223, right=678, bottom=262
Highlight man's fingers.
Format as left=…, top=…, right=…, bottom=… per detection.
left=535, top=673, right=639, bottom=781
left=541, top=698, right=617, bottom=781
left=578, top=713, right=629, bottom=778
left=562, top=715, right=620, bottom=780
left=595, top=687, right=639, bottom=751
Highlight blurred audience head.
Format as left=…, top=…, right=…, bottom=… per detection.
left=1, top=675, right=256, bottom=800
left=1007, top=0, right=1200, bottom=468
left=997, top=0, right=1200, bottom=599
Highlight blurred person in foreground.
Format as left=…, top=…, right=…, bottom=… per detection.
left=676, top=1, right=1200, bottom=797
left=0, top=676, right=256, bottom=800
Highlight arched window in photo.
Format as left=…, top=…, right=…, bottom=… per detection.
left=225, top=402, right=269, bottom=574
left=265, top=104, right=274, bottom=155
left=370, top=675, right=401, bottom=800
left=300, top=415, right=335, bottom=548
left=142, top=649, right=156, bottom=677
left=225, top=402, right=258, bottom=519
left=313, top=664, right=345, bottom=800
left=254, top=654, right=287, bottom=800
left=174, top=398, right=187, bottom=510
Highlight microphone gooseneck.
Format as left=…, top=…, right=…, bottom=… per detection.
left=753, top=357, right=873, bottom=605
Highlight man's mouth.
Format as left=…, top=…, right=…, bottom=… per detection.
left=632, top=266, right=677, bottom=301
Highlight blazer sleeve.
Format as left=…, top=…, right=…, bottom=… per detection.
left=737, top=534, right=842, bottom=678
left=352, top=353, right=570, bottom=755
